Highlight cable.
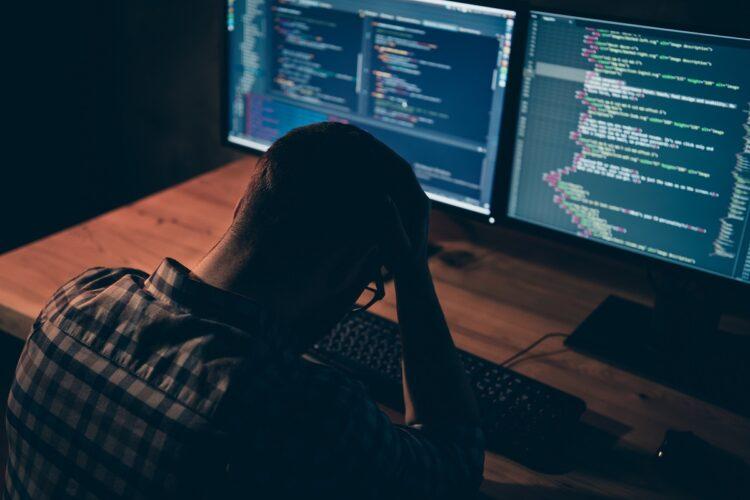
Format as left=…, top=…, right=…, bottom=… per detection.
left=505, top=348, right=569, bottom=369
left=500, top=332, right=569, bottom=367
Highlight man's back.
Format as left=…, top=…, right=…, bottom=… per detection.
left=5, top=259, right=483, bottom=499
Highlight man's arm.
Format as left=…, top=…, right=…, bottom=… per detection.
left=378, top=181, right=485, bottom=495
left=381, top=188, right=480, bottom=429
left=395, top=257, right=480, bottom=428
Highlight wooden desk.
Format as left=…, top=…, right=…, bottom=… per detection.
left=1, top=157, right=748, bottom=498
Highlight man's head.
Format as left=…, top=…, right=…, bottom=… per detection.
left=202, top=122, right=415, bottom=349
left=232, top=122, right=392, bottom=278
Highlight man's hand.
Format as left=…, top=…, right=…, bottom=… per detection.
left=377, top=150, right=431, bottom=270
left=381, top=196, right=430, bottom=278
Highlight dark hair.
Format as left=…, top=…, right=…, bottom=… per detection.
left=231, top=122, right=403, bottom=277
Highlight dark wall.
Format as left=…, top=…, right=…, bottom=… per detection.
left=2, top=0, right=747, bottom=253
left=3, top=0, right=238, bottom=253
left=5, top=2, right=116, bottom=253
left=114, top=1, right=239, bottom=203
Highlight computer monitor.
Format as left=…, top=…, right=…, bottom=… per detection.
left=507, top=11, right=750, bottom=286
left=224, top=0, right=518, bottom=222
left=505, top=10, right=750, bottom=412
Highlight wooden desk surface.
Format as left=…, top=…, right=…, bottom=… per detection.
left=1, top=157, right=748, bottom=498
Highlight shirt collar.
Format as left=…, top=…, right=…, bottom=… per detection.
left=144, top=258, right=265, bottom=334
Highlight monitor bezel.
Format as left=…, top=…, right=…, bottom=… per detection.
left=219, top=0, right=527, bottom=226
left=495, top=7, right=750, bottom=291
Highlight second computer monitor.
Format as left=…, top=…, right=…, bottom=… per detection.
left=508, top=11, right=750, bottom=285
left=225, top=0, right=517, bottom=221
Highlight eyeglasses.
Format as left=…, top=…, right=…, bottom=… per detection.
left=351, top=271, right=385, bottom=313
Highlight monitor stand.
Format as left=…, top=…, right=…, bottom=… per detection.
left=565, top=272, right=750, bottom=418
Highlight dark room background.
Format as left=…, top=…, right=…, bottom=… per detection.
left=3, top=0, right=748, bottom=253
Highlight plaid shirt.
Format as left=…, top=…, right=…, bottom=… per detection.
left=5, top=258, right=484, bottom=499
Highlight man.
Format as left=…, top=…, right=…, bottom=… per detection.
left=5, top=123, right=484, bottom=499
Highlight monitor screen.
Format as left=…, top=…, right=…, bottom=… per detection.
left=225, top=0, right=517, bottom=219
left=507, top=11, right=750, bottom=284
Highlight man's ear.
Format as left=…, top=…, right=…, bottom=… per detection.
left=232, top=196, right=244, bottom=220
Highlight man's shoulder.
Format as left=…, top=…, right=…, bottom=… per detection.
left=37, top=266, right=148, bottom=324
left=29, top=265, right=257, bottom=417
left=64, top=266, right=147, bottom=291
left=29, top=264, right=373, bottom=424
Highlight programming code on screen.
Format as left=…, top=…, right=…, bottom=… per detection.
left=226, top=0, right=516, bottom=215
left=508, top=12, right=750, bottom=284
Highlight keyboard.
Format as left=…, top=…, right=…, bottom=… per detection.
left=309, top=311, right=587, bottom=468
